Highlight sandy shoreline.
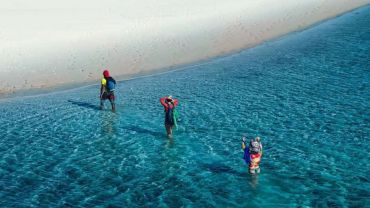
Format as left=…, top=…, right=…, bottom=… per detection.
left=1, top=0, right=369, bottom=97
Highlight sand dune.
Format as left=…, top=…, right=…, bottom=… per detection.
left=0, top=0, right=369, bottom=95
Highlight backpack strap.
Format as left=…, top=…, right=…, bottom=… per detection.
left=109, top=77, right=116, bottom=84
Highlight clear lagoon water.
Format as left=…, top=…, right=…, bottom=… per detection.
left=1, top=5, right=370, bottom=208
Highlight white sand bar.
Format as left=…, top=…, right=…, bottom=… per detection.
left=1, top=0, right=369, bottom=95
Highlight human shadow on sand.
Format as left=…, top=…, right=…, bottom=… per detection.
left=68, top=100, right=101, bottom=111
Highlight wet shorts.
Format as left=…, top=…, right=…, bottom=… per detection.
left=101, top=92, right=115, bottom=103
left=165, top=118, right=175, bottom=126
left=249, top=153, right=261, bottom=169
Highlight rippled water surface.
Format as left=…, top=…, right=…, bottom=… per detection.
left=1, top=6, right=370, bottom=208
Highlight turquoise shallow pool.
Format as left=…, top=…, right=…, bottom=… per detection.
left=1, top=6, right=370, bottom=208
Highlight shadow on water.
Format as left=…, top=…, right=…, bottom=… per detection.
left=123, top=125, right=164, bottom=137
left=201, top=163, right=244, bottom=177
left=202, top=163, right=262, bottom=189
left=68, top=100, right=100, bottom=111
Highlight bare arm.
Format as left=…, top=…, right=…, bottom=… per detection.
left=100, top=85, right=104, bottom=98
left=242, top=141, right=246, bottom=150
left=173, top=99, right=179, bottom=106
left=160, top=97, right=168, bottom=108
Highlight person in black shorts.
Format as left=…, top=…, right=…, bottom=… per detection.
left=100, top=69, right=116, bottom=112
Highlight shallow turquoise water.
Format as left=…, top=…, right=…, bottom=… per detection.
left=1, top=6, right=370, bottom=208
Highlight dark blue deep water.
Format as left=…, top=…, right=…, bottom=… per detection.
left=1, top=5, right=370, bottom=208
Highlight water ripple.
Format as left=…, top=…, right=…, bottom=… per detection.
left=1, top=5, right=370, bottom=207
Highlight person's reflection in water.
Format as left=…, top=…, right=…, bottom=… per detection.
left=100, top=112, right=118, bottom=136
left=165, top=136, right=175, bottom=148
left=249, top=174, right=259, bottom=189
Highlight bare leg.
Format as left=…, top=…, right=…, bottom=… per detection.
left=100, top=100, right=104, bottom=110
left=165, top=124, right=173, bottom=138
left=109, top=95, right=116, bottom=112
left=249, top=167, right=255, bottom=174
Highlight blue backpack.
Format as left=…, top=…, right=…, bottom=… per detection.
left=106, top=77, right=116, bottom=92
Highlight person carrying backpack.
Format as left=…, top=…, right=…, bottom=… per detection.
left=242, top=136, right=263, bottom=174
left=100, top=69, right=116, bottom=112
left=160, top=95, right=179, bottom=138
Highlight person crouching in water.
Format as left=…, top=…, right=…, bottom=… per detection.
left=100, top=69, right=116, bottom=112
left=242, top=136, right=263, bottom=174
left=160, top=96, right=178, bottom=138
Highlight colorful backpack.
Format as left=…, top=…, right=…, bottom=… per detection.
left=250, top=140, right=261, bottom=154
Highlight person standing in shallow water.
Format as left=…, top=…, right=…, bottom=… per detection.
left=242, top=136, right=263, bottom=174
left=160, top=96, right=179, bottom=138
left=100, top=69, right=116, bottom=112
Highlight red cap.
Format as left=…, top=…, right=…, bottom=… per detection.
left=103, top=70, right=110, bottom=78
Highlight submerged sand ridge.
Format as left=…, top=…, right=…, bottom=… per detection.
left=1, top=0, right=369, bottom=96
